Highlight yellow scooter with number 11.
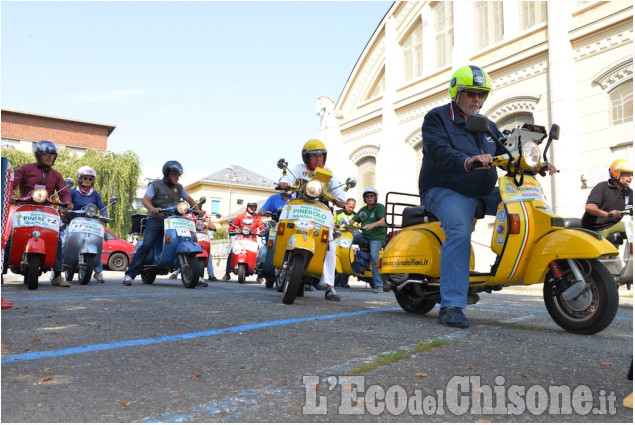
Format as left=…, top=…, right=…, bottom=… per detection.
left=379, top=114, right=619, bottom=335
left=272, top=159, right=356, bottom=305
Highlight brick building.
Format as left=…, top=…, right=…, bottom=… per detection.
left=1, top=108, right=115, bottom=155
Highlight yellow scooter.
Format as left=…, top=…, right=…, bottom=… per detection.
left=379, top=115, right=619, bottom=334
left=272, top=159, right=355, bottom=304
left=333, top=213, right=378, bottom=286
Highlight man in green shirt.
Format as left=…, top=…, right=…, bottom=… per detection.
left=351, top=187, right=386, bottom=293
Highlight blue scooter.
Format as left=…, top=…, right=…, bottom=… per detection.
left=130, top=198, right=206, bottom=288
left=62, top=198, right=116, bottom=285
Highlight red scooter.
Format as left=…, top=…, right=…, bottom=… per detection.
left=3, top=180, right=73, bottom=290
left=228, top=224, right=261, bottom=283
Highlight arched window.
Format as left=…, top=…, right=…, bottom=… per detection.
left=357, top=156, right=376, bottom=195
left=609, top=80, right=633, bottom=126
left=497, top=113, right=534, bottom=133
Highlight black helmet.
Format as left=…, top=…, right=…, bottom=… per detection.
left=246, top=201, right=257, bottom=209
left=33, top=140, right=59, bottom=161
left=162, top=160, right=184, bottom=177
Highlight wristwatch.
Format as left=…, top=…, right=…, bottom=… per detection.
left=608, top=213, right=613, bottom=218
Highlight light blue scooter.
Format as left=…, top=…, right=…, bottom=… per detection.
left=131, top=198, right=206, bottom=288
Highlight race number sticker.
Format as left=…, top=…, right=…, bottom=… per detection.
left=68, top=218, right=104, bottom=238
left=13, top=211, right=60, bottom=231
left=165, top=217, right=196, bottom=237
left=281, top=204, right=333, bottom=228
left=197, top=232, right=210, bottom=242
left=501, top=176, right=546, bottom=204
left=232, top=238, right=258, bottom=254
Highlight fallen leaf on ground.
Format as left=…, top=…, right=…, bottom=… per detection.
left=414, top=372, right=428, bottom=377
left=33, top=337, right=40, bottom=342
left=39, top=376, right=53, bottom=382
left=521, top=373, right=532, bottom=379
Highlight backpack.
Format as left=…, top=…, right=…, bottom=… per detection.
left=352, top=250, right=372, bottom=274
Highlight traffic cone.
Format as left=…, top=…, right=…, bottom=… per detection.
left=1, top=297, right=13, bottom=309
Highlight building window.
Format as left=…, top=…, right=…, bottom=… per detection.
left=357, top=156, right=376, bottom=197
left=497, top=113, right=534, bottom=133
left=519, top=1, right=546, bottom=31
left=210, top=200, right=220, bottom=214
left=368, top=70, right=385, bottom=100
left=609, top=80, right=633, bottom=126
left=474, top=1, right=503, bottom=50
left=1, top=138, right=20, bottom=147
left=432, top=1, right=453, bottom=68
left=402, top=21, right=422, bottom=83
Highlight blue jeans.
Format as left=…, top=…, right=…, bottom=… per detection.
left=126, top=217, right=164, bottom=279
left=352, top=233, right=383, bottom=289
left=420, top=187, right=500, bottom=309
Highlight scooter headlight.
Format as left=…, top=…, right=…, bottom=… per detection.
left=32, top=230, right=41, bottom=240
left=177, top=202, right=189, bottom=214
left=522, top=141, right=541, bottom=168
left=241, top=226, right=251, bottom=236
left=305, top=179, right=324, bottom=198
left=31, top=188, right=48, bottom=203
left=196, top=220, right=205, bottom=231
left=85, top=204, right=98, bottom=217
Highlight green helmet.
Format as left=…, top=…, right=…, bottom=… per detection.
left=449, top=65, right=492, bottom=102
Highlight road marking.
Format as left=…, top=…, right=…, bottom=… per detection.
left=1, top=307, right=401, bottom=364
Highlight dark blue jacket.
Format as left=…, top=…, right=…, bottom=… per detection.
left=419, top=103, right=505, bottom=197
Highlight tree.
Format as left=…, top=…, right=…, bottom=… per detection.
left=1, top=146, right=141, bottom=238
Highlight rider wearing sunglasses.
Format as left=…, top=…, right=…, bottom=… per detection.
left=65, top=166, right=108, bottom=282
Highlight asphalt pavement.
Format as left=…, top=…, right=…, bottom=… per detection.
left=1, top=271, right=633, bottom=423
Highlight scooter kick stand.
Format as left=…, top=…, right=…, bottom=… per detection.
left=1, top=297, right=13, bottom=309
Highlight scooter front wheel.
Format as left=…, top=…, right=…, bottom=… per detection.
left=282, top=253, right=304, bottom=305
left=237, top=264, right=246, bottom=284
left=25, top=253, right=41, bottom=290
left=543, top=259, right=618, bottom=335
left=181, top=256, right=204, bottom=289
left=78, top=254, right=95, bottom=285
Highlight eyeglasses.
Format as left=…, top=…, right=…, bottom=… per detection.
left=462, top=91, right=486, bottom=100
left=81, top=176, right=95, bottom=181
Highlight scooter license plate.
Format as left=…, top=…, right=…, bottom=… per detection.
left=68, top=219, right=104, bottom=237
left=197, top=232, right=210, bottom=242
left=12, top=211, right=60, bottom=231
left=165, top=217, right=196, bottom=237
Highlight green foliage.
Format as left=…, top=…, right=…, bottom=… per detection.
left=213, top=228, right=229, bottom=240
left=2, top=146, right=141, bottom=238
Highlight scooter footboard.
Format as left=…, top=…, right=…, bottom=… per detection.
left=522, top=229, right=619, bottom=285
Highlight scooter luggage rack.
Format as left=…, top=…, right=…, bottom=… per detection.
left=384, top=191, right=423, bottom=229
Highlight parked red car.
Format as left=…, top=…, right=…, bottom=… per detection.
left=102, top=229, right=134, bottom=271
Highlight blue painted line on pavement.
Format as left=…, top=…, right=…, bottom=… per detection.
left=1, top=290, right=262, bottom=302
left=1, top=307, right=401, bottom=365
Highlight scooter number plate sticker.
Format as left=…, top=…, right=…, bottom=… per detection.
left=197, top=232, right=210, bottom=242
left=165, top=217, right=196, bottom=237
left=233, top=239, right=258, bottom=253
left=12, top=211, right=60, bottom=231
left=68, top=220, right=104, bottom=237
left=281, top=205, right=333, bottom=228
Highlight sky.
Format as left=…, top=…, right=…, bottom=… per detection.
left=1, top=0, right=392, bottom=186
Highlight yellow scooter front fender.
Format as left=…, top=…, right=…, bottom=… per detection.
left=522, top=229, right=619, bottom=285
left=286, top=234, right=315, bottom=255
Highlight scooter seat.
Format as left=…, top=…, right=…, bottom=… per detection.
left=402, top=207, right=438, bottom=227
left=563, top=218, right=582, bottom=229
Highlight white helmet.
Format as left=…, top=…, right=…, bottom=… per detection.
left=77, top=166, right=97, bottom=185
left=362, top=186, right=378, bottom=198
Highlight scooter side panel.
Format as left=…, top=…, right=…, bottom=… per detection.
left=378, top=223, right=443, bottom=278
left=522, top=229, right=619, bottom=285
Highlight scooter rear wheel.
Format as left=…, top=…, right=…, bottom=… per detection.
left=394, top=284, right=436, bottom=315
left=543, top=259, right=618, bottom=335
